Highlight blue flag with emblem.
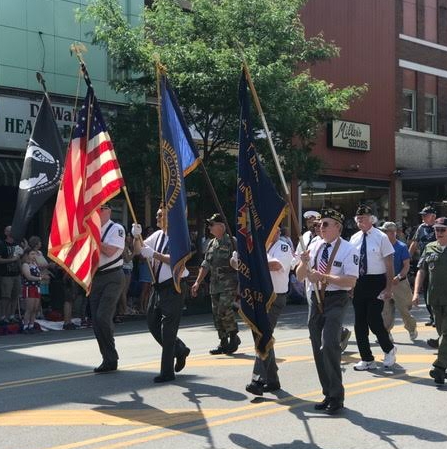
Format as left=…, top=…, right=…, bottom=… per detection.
left=236, top=71, right=286, bottom=359
left=159, top=72, right=200, bottom=292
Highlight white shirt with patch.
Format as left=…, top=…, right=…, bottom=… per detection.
left=99, top=219, right=125, bottom=270
left=350, top=227, right=394, bottom=275
left=268, top=239, right=295, bottom=294
left=308, top=237, right=359, bottom=291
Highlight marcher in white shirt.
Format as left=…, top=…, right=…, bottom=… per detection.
left=245, top=227, right=295, bottom=396
left=350, top=205, right=396, bottom=371
left=296, top=208, right=359, bottom=415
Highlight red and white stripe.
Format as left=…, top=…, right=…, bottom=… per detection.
left=48, top=128, right=124, bottom=293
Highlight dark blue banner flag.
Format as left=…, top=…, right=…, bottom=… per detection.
left=236, top=71, right=286, bottom=359
left=11, top=94, right=64, bottom=241
left=159, top=73, right=200, bottom=292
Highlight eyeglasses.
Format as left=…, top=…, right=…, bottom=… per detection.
left=434, top=227, right=446, bottom=233
left=319, top=221, right=331, bottom=228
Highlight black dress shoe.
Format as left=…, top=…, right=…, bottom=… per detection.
left=429, top=367, right=446, bottom=384
left=324, top=400, right=344, bottom=415
left=175, top=348, right=190, bottom=373
left=425, top=319, right=435, bottom=326
left=427, top=338, right=439, bottom=349
left=94, top=361, right=117, bottom=373
left=263, top=381, right=281, bottom=393
left=153, top=374, right=175, bottom=383
left=245, top=380, right=264, bottom=396
left=314, top=397, right=330, bottom=410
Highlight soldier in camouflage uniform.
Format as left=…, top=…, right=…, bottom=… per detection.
left=191, top=213, right=240, bottom=355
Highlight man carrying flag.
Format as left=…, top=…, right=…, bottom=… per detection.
left=48, top=65, right=125, bottom=373
left=11, top=94, right=64, bottom=242
left=235, top=71, right=286, bottom=392
left=132, top=69, right=198, bottom=383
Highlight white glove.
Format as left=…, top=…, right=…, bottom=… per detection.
left=131, top=223, right=142, bottom=237
left=141, top=246, right=154, bottom=259
left=230, top=250, right=239, bottom=265
left=13, top=245, right=24, bottom=257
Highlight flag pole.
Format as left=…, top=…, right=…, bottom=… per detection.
left=155, top=60, right=167, bottom=231
left=70, top=43, right=155, bottom=281
left=238, top=54, right=323, bottom=311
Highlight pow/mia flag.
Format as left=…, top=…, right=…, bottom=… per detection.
left=11, top=94, right=64, bottom=241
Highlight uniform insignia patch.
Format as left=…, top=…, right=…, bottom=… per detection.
left=333, top=261, right=342, bottom=267
left=353, top=255, right=359, bottom=265
left=281, top=244, right=288, bottom=252
left=118, top=229, right=124, bottom=237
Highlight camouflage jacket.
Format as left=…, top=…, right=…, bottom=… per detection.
left=201, top=233, right=237, bottom=294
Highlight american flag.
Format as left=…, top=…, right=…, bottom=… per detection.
left=48, top=73, right=124, bottom=293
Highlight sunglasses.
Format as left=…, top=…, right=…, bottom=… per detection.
left=434, top=227, right=446, bottom=233
left=317, top=221, right=331, bottom=228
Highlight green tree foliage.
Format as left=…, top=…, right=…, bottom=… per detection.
left=81, top=0, right=365, bottom=210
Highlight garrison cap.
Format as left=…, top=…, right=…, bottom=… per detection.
left=355, top=204, right=372, bottom=216
left=320, top=208, right=344, bottom=224
left=419, top=206, right=436, bottom=215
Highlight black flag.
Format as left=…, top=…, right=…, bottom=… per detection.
left=11, top=95, right=64, bottom=241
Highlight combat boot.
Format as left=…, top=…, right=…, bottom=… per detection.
left=226, top=332, right=241, bottom=354
left=209, top=338, right=229, bottom=355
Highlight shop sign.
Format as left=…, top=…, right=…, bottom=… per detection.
left=0, top=95, right=115, bottom=151
left=329, top=120, right=371, bottom=151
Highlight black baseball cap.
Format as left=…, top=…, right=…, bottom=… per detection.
left=206, top=213, right=224, bottom=224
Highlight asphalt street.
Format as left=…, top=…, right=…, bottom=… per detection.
left=0, top=303, right=446, bottom=449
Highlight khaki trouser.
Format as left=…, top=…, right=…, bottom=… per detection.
left=382, top=278, right=416, bottom=333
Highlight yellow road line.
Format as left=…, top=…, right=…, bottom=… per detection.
left=29, top=368, right=429, bottom=449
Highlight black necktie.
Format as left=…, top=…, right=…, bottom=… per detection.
left=359, top=232, right=368, bottom=276
left=318, top=243, right=331, bottom=273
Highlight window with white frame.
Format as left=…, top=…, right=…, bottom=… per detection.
left=402, top=90, right=416, bottom=130
left=424, top=95, right=437, bottom=134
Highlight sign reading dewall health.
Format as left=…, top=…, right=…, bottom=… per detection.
left=329, top=120, right=371, bottom=151
left=0, top=96, right=116, bottom=151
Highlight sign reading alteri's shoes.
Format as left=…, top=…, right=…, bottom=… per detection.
left=328, top=120, right=371, bottom=151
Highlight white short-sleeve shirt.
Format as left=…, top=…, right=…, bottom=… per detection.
left=350, top=226, right=394, bottom=274
left=308, top=237, right=359, bottom=291
left=144, top=229, right=189, bottom=283
left=267, top=239, right=295, bottom=294
left=99, top=220, right=125, bottom=269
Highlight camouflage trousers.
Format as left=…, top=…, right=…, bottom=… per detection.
left=211, top=292, right=238, bottom=339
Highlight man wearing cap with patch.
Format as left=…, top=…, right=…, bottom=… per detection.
left=412, top=217, right=447, bottom=384
left=90, top=203, right=125, bottom=373
left=350, top=205, right=396, bottom=371
left=379, top=222, right=418, bottom=342
left=409, top=205, right=437, bottom=326
left=296, top=208, right=359, bottom=415
left=191, top=213, right=240, bottom=355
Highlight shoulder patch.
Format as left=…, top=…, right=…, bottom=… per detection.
left=281, top=244, right=288, bottom=252
left=118, top=229, right=124, bottom=237
left=353, top=254, right=359, bottom=265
